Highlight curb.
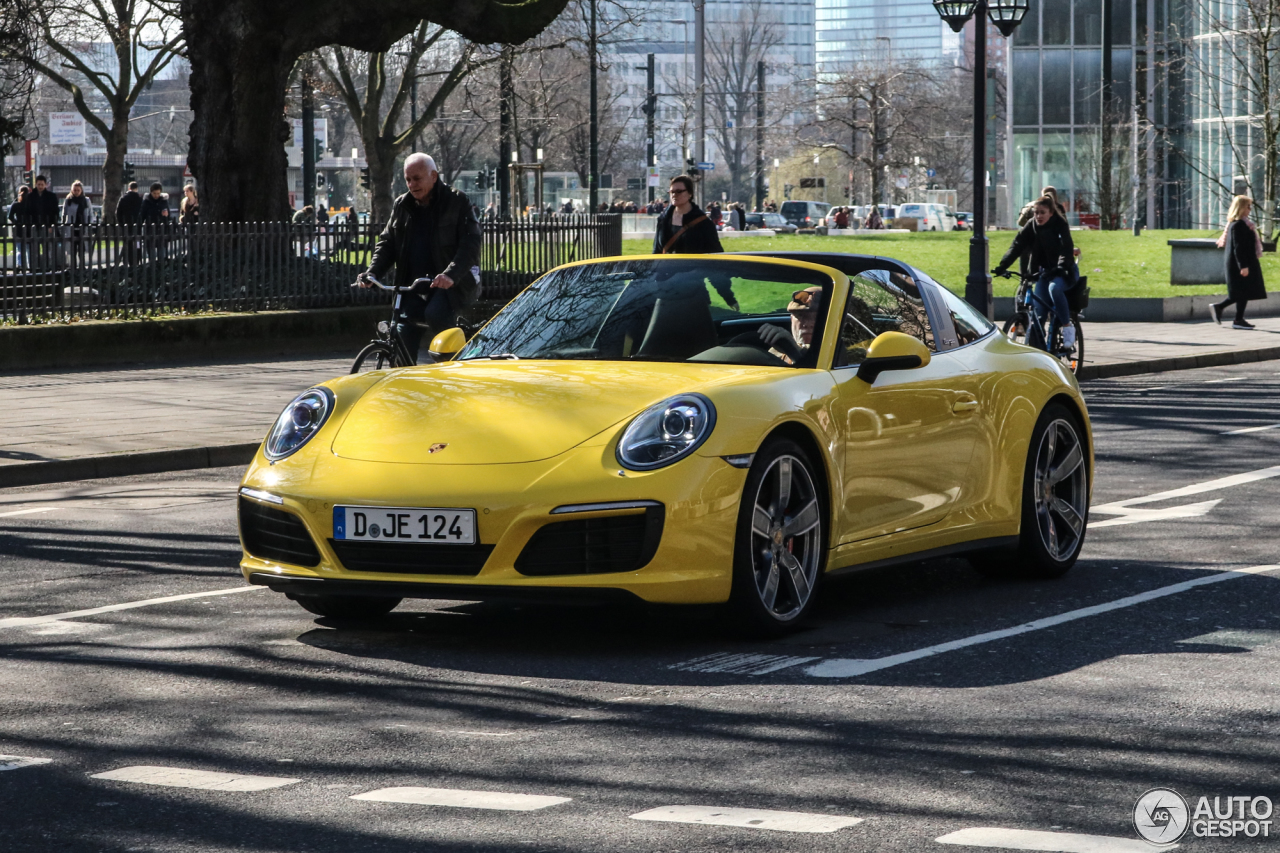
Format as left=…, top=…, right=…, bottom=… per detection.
left=0, top=442, right=259, bottom=490
left=1078, top=344, right=1280, bottom=380
left=3, top=346, right=1280, bottom=490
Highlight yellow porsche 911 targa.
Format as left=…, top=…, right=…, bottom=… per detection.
left=238, top=253, right=1092, bottom=634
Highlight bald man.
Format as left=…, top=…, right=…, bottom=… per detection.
left=360, top=153, right=482, bottom=360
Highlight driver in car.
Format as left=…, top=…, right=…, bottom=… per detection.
left=758, top=286, right=822, bottom=365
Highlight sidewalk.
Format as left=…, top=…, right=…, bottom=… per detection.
left=1, top=318, right=1277, bottom=488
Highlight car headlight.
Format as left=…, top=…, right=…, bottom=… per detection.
left=616, top=393, right=716, bottom=471
left=264, top=387, right=334, bottom=461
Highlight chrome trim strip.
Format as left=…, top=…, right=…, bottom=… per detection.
left=239, top=487, right=284, bottom=505
left=550, top=500, right=662, bottom=515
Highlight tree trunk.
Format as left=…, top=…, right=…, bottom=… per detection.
left=100, top=113, right=130, bottom=224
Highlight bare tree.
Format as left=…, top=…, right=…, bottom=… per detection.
left=0, top=0, right=40, bottom=188
left=2, top=0, right=184, bottom=221
left=704, top=0, right=781, bottom=204
left=1169, top=0, right=1280, bottom=237
left=316, top=23, right=493, bottom=221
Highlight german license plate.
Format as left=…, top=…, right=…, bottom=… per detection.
left=333, top=506, right=476, bottom=545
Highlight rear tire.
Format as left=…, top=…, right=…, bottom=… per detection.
left=290, top=593, right=402, bottom=619
left=974, top=403, right=1088, bottom=579
left=728, top=439, right=827, bottom=636
left=351, top=341, right=398, bottom=374
left=1001, top=312, right=1030, bottom=347
left=1052, top=317, right=1084, bottom=375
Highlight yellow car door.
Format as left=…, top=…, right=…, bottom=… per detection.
left=830, top=270, right=982, bottom=544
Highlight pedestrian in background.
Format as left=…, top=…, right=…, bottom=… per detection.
left=62, top=180, right=92, bottom=269
left=140, top=182, right=171, bottom=262
left=115, top=181, right=143, bottom=268
left=179, top=184, right=199, bottom=224
left=8, top=185, right=30, bottom=269
left=1210, top=195, right=1267, bottom=330
left=27, top=175, right=60, bottom=271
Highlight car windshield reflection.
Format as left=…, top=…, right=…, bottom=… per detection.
left=459, top=259, right=833, bottom=368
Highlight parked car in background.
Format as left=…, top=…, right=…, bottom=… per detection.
left=896, top=203, right=957, bottom=232
left=954, top=211, right=971, bottom=230
left=780, top=200, right=831, bottom=230
left=745, top=212, right=798, bottom=233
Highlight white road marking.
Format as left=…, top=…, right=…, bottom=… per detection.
left=1223, top=422, right=1280, bottom=434
left=0, top=585, right=263, bottom=630
left=351, top=787, right=571, bottom=811
left=0, top=755, right=53, bottom=772
left=1090, top=465, right=1280, bottom=526
left=670, top=652, right=820, bottom=675
left=1204, top=377, right=1247, bottom=383
left=806, top=564, right=1279, bottom=679
left=630, top=805, right=863, bottom=833
left=1089, top=499, right=1220, bottom=529
left=0, top=507, right=58, bottom=518
left=937, top=827, right=1163, bottom=852
left=91, top=766, right=299, bottom=792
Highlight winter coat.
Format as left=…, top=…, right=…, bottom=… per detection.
left=367, top=182, right=483, bottom=312
left=63, top=194, right=92, bottom=226
left=115, top=191, right=143, bottom=224
left=652, top=202, right=723, bottom=254
left=7, top=198, right=28, bottom=226
left=1224, top=219, right=1267, bottom=302
left=997, top=214, right=1076, bottom=282
left=26, top=188, right=60, bottom=226
left=139, top=193, right=171, bottom=225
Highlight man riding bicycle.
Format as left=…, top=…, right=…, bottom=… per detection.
left=994, top=195, right=1079, bottom=352
left=358, top=153, right=482, bottom=362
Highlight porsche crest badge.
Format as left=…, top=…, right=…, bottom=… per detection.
left=428, top=443, right=448, bottom=454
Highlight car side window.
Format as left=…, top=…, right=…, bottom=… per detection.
left=934, top=284, right=996, bottom=346
left=833, top=271, right=936, bottom=368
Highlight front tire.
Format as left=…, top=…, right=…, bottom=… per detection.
left=290, top=593, right=402, bottom=619
left=351, top=341, right=398, bottom=374
left=728, top=439, right=826, bottom=635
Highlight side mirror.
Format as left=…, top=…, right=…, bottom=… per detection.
left=856, top=331, right=931, bottom=384
left=428, top=327, right=466, bottom=361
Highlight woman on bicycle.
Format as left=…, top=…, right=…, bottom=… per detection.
left=995, top=195, right=1077, bottom=351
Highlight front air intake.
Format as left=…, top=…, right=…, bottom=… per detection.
left=238, top=497, right=322, bottom=567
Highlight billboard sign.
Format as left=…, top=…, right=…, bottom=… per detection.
left=291, top=118, right=329, bottom=150
left=49, top=112, right=86, bottom=146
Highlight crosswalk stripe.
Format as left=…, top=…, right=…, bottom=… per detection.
left=351, top=787, right=571, bottom=811
left=630, top=805, right=863, bottom=833
left=670, top=652, right=820, bottom=675
left=0, top=755, right=53, bottom=772
left=90, top=765, right=299, bottom=792
left=936, top=827, right=1164, bottom=852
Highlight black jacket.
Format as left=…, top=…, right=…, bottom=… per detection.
left=26, top=188, right=60, bottom=226
left=7, top=198, right=27, bottom=226
left=1224, top=219, right=1267, bottom=302
left=997, top=215, right=1075, bottom=281
left=139, top=193, right=171, bottom=225
left=368, top=182, right=483, bottom=311
left=115, top=191, right=142, bottom=224
left=653, top=203, right=723, bottom=254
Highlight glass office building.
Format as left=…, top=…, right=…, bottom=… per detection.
left=815, top=0, right=961, bottom=71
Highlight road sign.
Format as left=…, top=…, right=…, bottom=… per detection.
left=697, top=161, right=715, bottom=171
left=647, top=167, right=660, bottom=187
left=926, top=168, right=936, bottom=178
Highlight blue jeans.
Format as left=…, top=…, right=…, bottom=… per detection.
left=1034, top=271, right=1072, bottom=350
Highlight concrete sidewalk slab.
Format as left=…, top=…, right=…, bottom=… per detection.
left=1, top=321, right=1278, bottom=488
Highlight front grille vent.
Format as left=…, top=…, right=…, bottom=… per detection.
left=515, top=507, right=664, bottom=576
left=329, top=540, right=493, bottom=576
left=239, top=497, right=322, bottom=567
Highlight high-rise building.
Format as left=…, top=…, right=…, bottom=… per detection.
left=815, top=0, right=962, bottom=72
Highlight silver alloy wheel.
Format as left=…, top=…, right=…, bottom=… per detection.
left=748, top=454, right=822, bottom=621
left=1032, top=418, right=1088, bottom=561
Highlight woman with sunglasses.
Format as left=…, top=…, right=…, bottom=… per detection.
left=652, top=174, right=738, bottom=310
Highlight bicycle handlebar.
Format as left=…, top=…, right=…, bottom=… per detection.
left=351, top=274, right=433, bottom=293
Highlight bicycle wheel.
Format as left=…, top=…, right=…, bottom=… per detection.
left=1053, top=317, right=1084, bottom=376
left=1001, top=312, right=1030, bottom=346
left=350, top=341, right=398, bottom=374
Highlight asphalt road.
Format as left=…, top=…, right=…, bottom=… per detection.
left=2, top=361, right=1279, bottom=852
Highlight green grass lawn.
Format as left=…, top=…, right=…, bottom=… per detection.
left=621, top=230, right=1266, bottom=298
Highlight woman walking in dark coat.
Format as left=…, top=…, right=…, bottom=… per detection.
left=652, top=175, right=723, bottom=255
left=1210, top=195, right=1267, bottom=329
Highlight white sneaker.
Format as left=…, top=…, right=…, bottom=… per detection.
left=1061, top=324, right=1076, bottom=349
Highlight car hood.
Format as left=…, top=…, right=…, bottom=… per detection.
left=330, top=360, right=776, bottom=465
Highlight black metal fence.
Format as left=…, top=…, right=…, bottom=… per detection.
left=0, top=215, right=622, bottom=323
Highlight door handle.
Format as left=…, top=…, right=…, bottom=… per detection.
left=952, top=399, right=980, bottom=414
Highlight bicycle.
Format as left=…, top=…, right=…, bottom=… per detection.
left=349, top=274, right=441, bottom=373
left=994, top=268, right=1089, bottom=376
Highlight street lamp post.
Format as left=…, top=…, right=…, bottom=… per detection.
left=932, top=0, right=1028, bottom=318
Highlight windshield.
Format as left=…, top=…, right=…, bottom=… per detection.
left=459, top=258, right=834, bottom=368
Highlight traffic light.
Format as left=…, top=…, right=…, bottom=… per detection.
left=316, top=172, right=326, bottom=188
left=686, top=157, right=700, bottom=178
left=122, top=161, right=135, bottom=185
left=488, top=167, right=497, bottom=188
left=22, top=169, right=33, bottom=187
left=359, top=167, right=371, bottom=190
left=475, top=170, right=487, bottom=190
left=312, top=138, right=324, bottom=164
